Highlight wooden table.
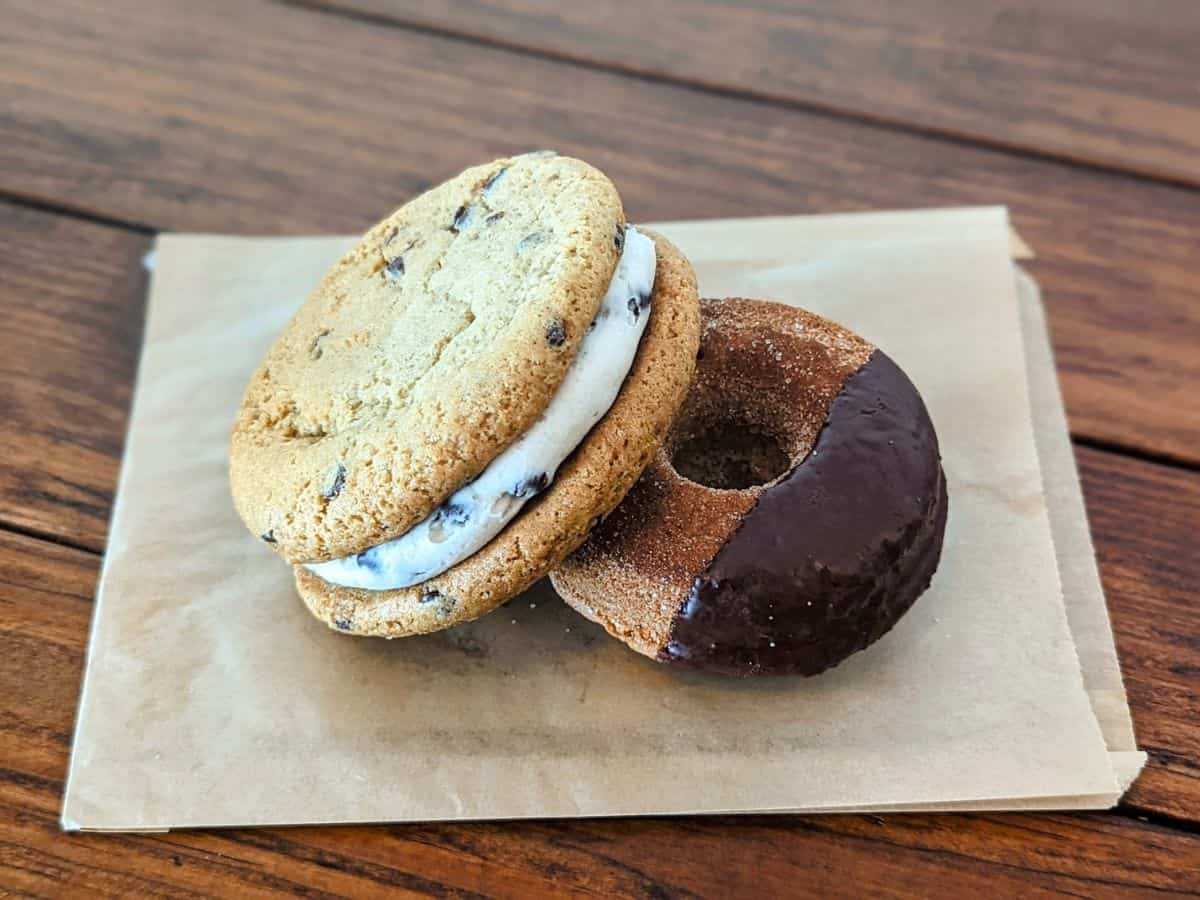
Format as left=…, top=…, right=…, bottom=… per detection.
left=2, top=1, right=1198, bottom=895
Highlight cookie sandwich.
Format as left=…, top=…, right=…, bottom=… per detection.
left=231, top=152, right=701, bottom=637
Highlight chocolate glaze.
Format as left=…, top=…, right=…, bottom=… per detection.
left=660, top=351, right=947, bottom=677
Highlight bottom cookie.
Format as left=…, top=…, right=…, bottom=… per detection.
left=551, top=297, right=948, bottom=676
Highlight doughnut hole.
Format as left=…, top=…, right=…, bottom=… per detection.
left=672, top=421, right=790, bottom=490
left=665, top=322, right=835, bottom=494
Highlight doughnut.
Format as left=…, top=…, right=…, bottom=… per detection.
left=551, top=297, right=948, bottom=676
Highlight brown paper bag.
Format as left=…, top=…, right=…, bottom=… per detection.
left=62, top=207, right=1143, bottom=831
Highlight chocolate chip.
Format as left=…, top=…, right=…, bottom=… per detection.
left=626, top=291, right=652, bottom=323
left=614, top=223, right=626, bottom=251
left=546, top=319, right=566, bottom=347
left=334, top=617, right=352, bottom=631
left=421, top=589, right=457, bottom=618
left=451, top=205, right=472, bottom=233
left=485, top=211, right=506, bottom=226
left=383, top=256, right=405, bottom=281
left=518, top=232, right=545, bottom=252
left=355, top=549, right=381, bottom=573
left=482, top=167, right=507, bottom=194
left=261, top=530, right=277, bottom=543
left=433, top=502, right=470, bottom=528
left=512, top=472, right=550, bottom=498
left=322, top=463, right=346, bottom=499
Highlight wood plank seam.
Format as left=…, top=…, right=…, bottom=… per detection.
left=0, top=191, right=155, bottom=236
left=0, top=521, right=102, bottom=559
left=278, top=0, right=1200, bottom=196
left=1119, top=804, right=1200, bottom=838
left=1072, top=437, right=1200, bottom=476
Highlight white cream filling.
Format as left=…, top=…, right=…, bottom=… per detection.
left=306, top=226, right=657, bottom=591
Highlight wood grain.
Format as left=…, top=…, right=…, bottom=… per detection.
left=1, top=526, right=1198, bottom=897
left=311, top=0, right=1200, bottom=186
left=1077, top=447, right=1200, bottom=823
left=0, top=203, right=149, bottom=552
left=0, top=0, right=1196, bottom=887
left=0, top=0, right=1197, bottom=463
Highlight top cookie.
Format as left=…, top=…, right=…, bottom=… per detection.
left=231, top=153, right=626, bottom=562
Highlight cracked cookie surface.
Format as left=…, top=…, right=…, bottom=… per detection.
left=230, top=153, right=625, bottom=563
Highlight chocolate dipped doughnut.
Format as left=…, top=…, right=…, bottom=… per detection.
left=551, top=298, right=947, bottom=677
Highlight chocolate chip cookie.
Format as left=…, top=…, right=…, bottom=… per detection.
left=231, top=154, right=701, bottom=636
